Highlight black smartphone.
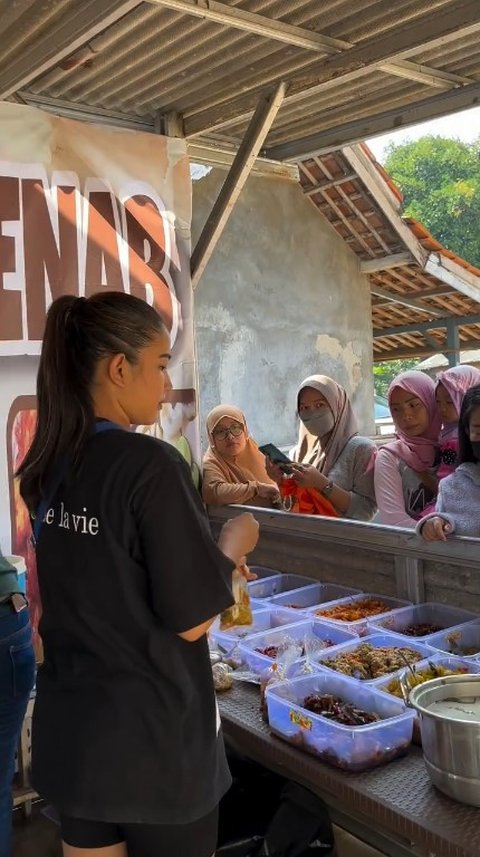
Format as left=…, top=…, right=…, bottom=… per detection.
left=259, top=443, right=293, bottom=473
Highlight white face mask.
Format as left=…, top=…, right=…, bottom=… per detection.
left=300, top=408, right=335, bottom=438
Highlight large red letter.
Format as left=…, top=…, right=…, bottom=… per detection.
left=124, top=195, right=173, bottom=330
left=0, top=176, right=22, bottom=341
left=22, top=180, right=78, bottom=340
left=85, top=191, right=124, bottom=295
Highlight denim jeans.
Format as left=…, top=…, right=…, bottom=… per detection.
left=0, top=609, right=35, bottom=857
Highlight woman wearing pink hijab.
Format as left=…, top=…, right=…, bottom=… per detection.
left=375, top=371, right=441, bottom=528
left=435, top=364, right=480, bottom=478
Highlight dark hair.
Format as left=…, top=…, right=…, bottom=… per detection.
left=458, top=385, right=480, bottom=464
left=17, top=292, right=166, bottom=512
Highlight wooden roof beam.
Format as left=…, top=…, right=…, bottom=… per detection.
left=425, top=252, right=480, bottom=305
left=191, top=82, right=285, bottom=290
left=361, top=253, right=415, bottom=273
left=303, top=172, right=358, bottom=195
left=373, top=314, right=480, bottom=339
left=342, top=146, right=428, bottom=267
left=266, top=80, right=480, bottom=162
left=370, top=285, right=443, bottom=317
left=184, top=0, right=480, bottom=137
left=374, top=340, right=480, bottom=363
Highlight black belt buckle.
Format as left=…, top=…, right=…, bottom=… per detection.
left=11, top=593, right=28, bottom=613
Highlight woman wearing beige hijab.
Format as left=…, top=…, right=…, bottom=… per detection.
left=202, top=405, right=280, bottom=507
left=267, top=376, right=376, bottom=521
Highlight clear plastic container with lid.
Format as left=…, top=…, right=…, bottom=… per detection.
left=248, top=573, right=317, bottom=602
left=426, top=621, right=480, bottom=660
left=249, top=566, right=282, bottom=580
left=368, top=603, right=479, bottom=641
left=308, top=593, right=412, bottom=636
left=269, top=582, right=363, bottom=614
left=209, top=606, right=302, bottom=653
left=312, top=633, right=429, bottom=684
left=377, top=653, right=480, bottom=699
left=238, top=618, right=357, bottom=676
left=265, top=672, right=415, bottom=772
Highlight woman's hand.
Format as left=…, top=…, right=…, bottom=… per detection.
left=265, top=457, right=284, bottom=485
left=218, top=512, right=259, bottom=566
left=289, top=463, right=326, bottom=490
left=420, top=516, right=452, bottom=542
left=257, top=482, right=281, bottom=501
left=238, top=559, right=257, bottom=581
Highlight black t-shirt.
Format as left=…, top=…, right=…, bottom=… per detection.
left=32, top=429, right=235, bottom=824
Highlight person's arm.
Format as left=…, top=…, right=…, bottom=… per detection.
left=416, top=480, right=455, bottom=542
left=288, top=463, right=352, bottom=514
left=342, top=442, right=377, bottom=522
left=202, top=461, right=257, bottom=506
left=374, top=449, right=416, bottom=529
left=288, top=441, right=377, bottom=520
left=134, top=451, right=258, bottom=640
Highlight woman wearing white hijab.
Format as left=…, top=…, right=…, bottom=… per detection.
left=268, top=375, right=377, bottom=521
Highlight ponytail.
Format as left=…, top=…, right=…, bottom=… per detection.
left=17, top=291, right=165, bottom=512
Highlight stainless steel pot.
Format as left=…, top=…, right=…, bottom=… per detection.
left=410, top=675, right=480, bottom=806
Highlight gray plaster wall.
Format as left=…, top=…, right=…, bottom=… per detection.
left=192, top=169, right=374, bottom=450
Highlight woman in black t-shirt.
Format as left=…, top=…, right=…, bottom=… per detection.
left=17, top=293, right=259, bottom=857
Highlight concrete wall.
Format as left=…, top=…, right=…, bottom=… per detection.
left=192, top=169, right=374, bottom=450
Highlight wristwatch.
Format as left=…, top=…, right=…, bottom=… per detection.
left=321, top=480, right=335, bottom=497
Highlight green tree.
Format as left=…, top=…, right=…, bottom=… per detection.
left=373, top=359, right=419, bottom=400
left=383, top=136, right=480, bottom=267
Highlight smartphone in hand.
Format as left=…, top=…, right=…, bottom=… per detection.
left=259, top=443, right=293, bottom=473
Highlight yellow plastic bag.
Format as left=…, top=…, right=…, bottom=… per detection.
left=220, top=568, right=253, bottom=630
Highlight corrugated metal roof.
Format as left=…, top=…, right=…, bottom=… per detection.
left=2, top=0, right=480, bottom=158
left=3, top=0, right=480, bottom=362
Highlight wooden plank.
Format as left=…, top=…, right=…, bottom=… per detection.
left=425, top=252, right=480, bottom=304
left=361, top=252, right=414, bottom=273
left=370, top=284, right=442, bottom=317
left=191, top=82, right=285, bottom=290
left=373, top=313, right=480, bottom=338
left=303, top=172, right=358, bottom=195
left=266, top=80, right=480, bottom=162
left=341, top=146, right=428, bottom=266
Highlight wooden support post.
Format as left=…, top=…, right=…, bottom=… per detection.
left=446, top=318, right=460, bottom=367
left=191, top=82, right=286, bottom=290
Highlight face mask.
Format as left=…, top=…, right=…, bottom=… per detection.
left=471, top=441, right=480, bottom=462
left=300, top=408, right=335, bottom=438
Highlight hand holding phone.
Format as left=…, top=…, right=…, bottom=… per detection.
left=259, top=443, right=293, bottom=474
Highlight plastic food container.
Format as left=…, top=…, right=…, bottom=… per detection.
left=313, top=633, right=429, bottom=684
left=269, top=582, right=363, bottom=613
left=308, top=594, right=412, bottom=636
left=249, top=566, right=282, bottom=580
left=248, top=574, right=317, bottom=602
left=426, top=621, right=480, bottom=660
left=238, top=619, right=357, bottom=676
left=210, top=606, right=302, bottom=653
left=377, top=654, right=480, bottom=700
left=266, top=672, right=415, bottom=772
left=368, top=603, right=479, bottom=641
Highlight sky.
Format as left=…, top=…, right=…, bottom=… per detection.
left=367, top=105, right=480, bottom=163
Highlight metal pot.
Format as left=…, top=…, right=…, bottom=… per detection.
left=410, top=675, right=480, bottom=806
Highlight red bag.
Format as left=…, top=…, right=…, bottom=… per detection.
left=279, top=477, right=339, bottom=517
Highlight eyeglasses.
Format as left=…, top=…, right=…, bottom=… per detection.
left=213, top=424, right=244, bottom=441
